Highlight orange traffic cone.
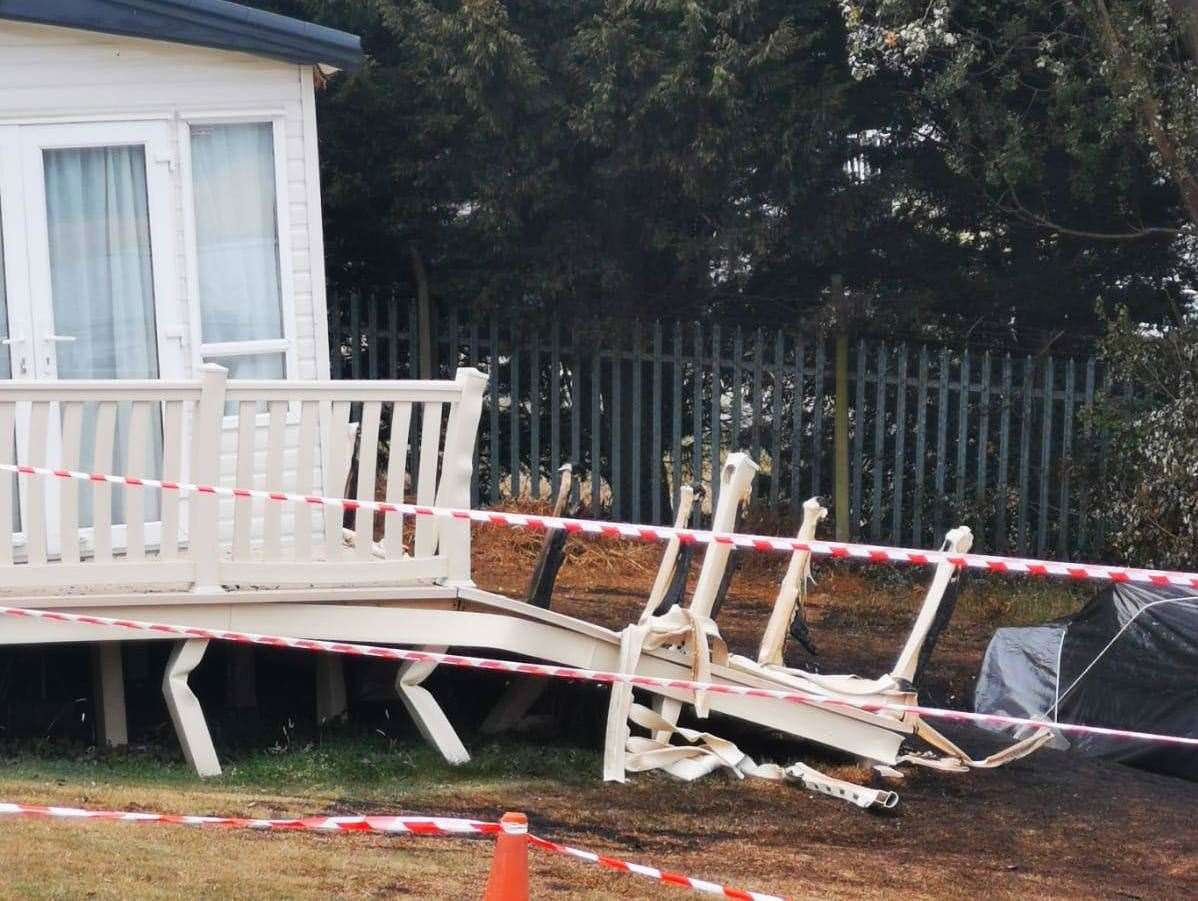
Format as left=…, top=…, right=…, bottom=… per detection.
left=483, top=811, right=530, bottom=900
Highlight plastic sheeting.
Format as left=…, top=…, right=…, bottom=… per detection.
left=975, top=583, right=1198, bottom=779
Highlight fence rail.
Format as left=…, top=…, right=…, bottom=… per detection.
left=330, top=294, right=1111, bottom=560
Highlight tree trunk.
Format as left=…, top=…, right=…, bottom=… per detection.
left=409, top=245, right=435, bottom=379
left=1094, top=0, right=1198, bottom=226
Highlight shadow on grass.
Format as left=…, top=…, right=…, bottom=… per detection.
left=0, top=730, right=601, bottom=800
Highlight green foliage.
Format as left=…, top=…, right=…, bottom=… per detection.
left=1092, top=307, right=1198, bottom=569
left=246, top=0, right=1192, bottom=338
left=840, top=0, right=1198, bottom=330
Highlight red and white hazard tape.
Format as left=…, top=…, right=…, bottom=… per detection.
left=0, top=802, right=496, bottom=835
left=0, top=801, right=787, bottom=900
left=3, top=604, right=1195, bottom=749
left=527, top=833, right=785, bottom=900
left=4, top=461, right=1198, bottom=589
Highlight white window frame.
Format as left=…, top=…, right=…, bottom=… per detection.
left=180, top=113, right=297, bottom=383
left=1, top=118, right=184, bottom=554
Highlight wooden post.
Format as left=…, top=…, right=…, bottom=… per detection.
left=525, top=465, right=573, bottom=608
left=91, top=644, right=128, bottom=748
left=831, top=275, right=850, bottom=540
left=410, top=246, right=434, bottom=379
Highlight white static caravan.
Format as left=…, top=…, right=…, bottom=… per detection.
left=0, top=0, right=361, bottom=390
left=0, top=0, right=362, bottom=544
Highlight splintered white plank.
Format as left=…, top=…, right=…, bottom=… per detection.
left=355, top=401, right=381, bottom=560
left=0, top=402, right=14, bottom=565
left=413, top=402, right=444, bottom=558
left=234, top=400, right=257, bottom=560
left=124, top=400, right=150, bottom=561
left=322, top=400, right=351, bottom=561
left=91, top=401, right=116, bottom=563
left=293, top=400, right=317, bottom=561
left=262, top=400, right=287, bottom=558
left=384, top=402, right=412, bottom=559
left=160, top=400, right=182, bottom=560
left=58, top=401, right=82, bottom=564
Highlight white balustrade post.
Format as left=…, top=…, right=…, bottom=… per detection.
left=435, top=368, right=488, bottom=585
left=890, top=526, right=973, bottom=684
left=757, top=497, right=828, bottom=666
left=687, top=452, right=758, bottom=620
left=189, top=364, right=227, bottom=594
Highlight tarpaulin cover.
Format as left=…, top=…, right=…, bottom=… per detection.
left=975, top=583, right=1198, bottom=779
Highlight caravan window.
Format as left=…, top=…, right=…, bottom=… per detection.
left=190, top=122, right=286, bottom=378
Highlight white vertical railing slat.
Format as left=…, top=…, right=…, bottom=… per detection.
left=413, top=402, right=443, bottom=558
left=233, top=400, right=256, bottom=561
left=354, top=401, right=381, bottom=560
left=322, top=400, right=351, bottom=561
left=125, top=400, right=149, bottom=562
left=262, top=400, right=287, bottom=558
left=59, top=401, right=82, bottom=564
left=91, top=402, right=116, bottom=563
left=293, top=399, right=317, bottom=562
left=160, top=400, right=182, bottom=560
left=0, top=402, right=14, bottom=565
left=383, top=401, right=412, bottom=559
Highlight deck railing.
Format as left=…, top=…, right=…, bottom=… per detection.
left=0, top=366, right=486, bottom=592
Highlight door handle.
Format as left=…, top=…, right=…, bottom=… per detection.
left=2, top=335, right=28, bottom=374
left=43, top=334, right=76, bottom=343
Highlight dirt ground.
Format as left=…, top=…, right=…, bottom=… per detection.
left=0, top=518, right=1195, bottom=898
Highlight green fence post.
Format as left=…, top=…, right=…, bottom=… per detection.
left=832, top=276, right=850, bottom=542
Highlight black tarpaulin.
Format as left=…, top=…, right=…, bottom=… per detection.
left=975, top=582, right=1198, bottom=779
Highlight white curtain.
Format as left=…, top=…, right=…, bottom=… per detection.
left=44, top=145, right=161, bottom=525
left=190, top=123, right=284, bottom=349
left=45, top=146, right=158, bottom=380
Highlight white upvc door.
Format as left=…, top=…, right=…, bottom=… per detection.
left=2, top=120, right=184, bottom=554
left=0, top=130, right=33, bottom=545
left=20, top=121, right=181, bottom=383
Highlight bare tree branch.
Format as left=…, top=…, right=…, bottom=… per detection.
left=1001, top=190, right=1182, bottom=241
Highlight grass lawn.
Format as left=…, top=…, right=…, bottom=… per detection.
left=0, top=739, right=669, bottom=899
left=0, top=528, right=1192, bottom=898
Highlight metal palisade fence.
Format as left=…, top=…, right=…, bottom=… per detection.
left=331, top=293, right=1114, bottom=560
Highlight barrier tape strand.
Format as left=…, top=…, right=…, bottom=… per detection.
left=3, top=604, right=1195, bottom=748
left=0, top=803, right=495, bottom=835
left=0, top=802, right=786, bottom=900
left=4, top=461, right=1197, bottom=589
left=527, top=834, right=784, bottom=900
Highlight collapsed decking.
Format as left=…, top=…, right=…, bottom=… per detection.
left=0, top=367, right=1048, bottom=804
left=0, top=1, right=1050, bottom=804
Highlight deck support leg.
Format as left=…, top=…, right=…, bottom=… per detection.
left=395, top=646, right=469, bottom=764
left=225, top=646, right=257, bottom=711
left=479, top=677, right=546, bottom=735
left=650, top=696, right=682, bottom=743
left=163, top=638, right=221, bottom=777
left=91, top=643, right=127, bottom=748
left=316, top=655, right=348, bottom=724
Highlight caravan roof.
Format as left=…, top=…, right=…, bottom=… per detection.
left=0, top=0, right=362, bottom=71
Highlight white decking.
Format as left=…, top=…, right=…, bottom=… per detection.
left=0, top=364, right=486, bottom=592
left=0, top=365, right=489, bottom=773
left=0, top=369, right=1016, bottom=793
